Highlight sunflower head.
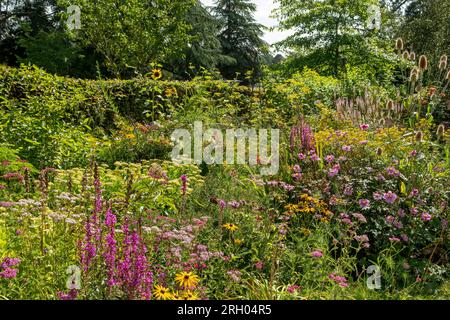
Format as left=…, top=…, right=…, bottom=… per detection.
left=151, top=68, right=162, bottom=80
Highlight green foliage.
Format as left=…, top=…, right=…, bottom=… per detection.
left=57, top=0, right=195, bottom=78
left=212, top=0, right=267, bottom=81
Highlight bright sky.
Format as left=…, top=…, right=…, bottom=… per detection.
left=201, top=0, right=293, bottom=46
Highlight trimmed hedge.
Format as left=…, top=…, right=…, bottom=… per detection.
left=0, top=64, right=256, bottom=129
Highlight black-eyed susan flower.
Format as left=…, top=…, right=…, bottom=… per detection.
left=181, top=290, right=199, bottom=300
left=175, top=272, right=199, bottom=289
left=223, top=223, right=238, bottom=232
left=153, top=284, right=172, bottom=300
left=151, top=68, right=162, bottom=80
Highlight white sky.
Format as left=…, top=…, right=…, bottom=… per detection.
left=201, top=0, right=293, bottom=46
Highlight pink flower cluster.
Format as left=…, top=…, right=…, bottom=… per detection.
left=0, top=257, right=21, bottom=279
left=329, top=273, right=348, bottom=287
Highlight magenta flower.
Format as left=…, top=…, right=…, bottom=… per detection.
left=298, top=153, right=306, bottom=160
left=287, top=285, right=301, bottom=294
left=342, top=145, right=352, bottom=152
left=328, top=167, right=339, bottom=177
left=255, top=261, right=264, bottom=270
left=352, top=213, right=367, bottom=223
left=389, top=236, right=401, bottom=242
left=359, top=199, right=370, bottom=209
left=383, top=191, right=398, bottom=204
left=0, top=268, right=18, bottom=279
left=386, top=167, right=400, bottom=177
left=293, top=165, right=301, bottom=173
left=421, top=212, right=432, bottom=222
left=292, top=173, right=302, bottom=181
left=57, top=289, right=78, bottom=300
left=409, top=189, right=419, bottom=197
left=325, top=155, right=334, bottom=163
left=409, top=150, right=417, bottom=157
left=359, top=124, right=369, bottom=130
left=343, top=186, right=353, bottom=196
left=385, top=215, right=395, bottom=223
left=310, top=250, right=323, bottom=258
left=373, top=192, right=383, bottom=200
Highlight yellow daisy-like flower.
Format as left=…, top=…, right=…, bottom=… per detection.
left=125, top=133, right=136, bottom=139
left=151, top=68, right=162, bottom=80
left=153, top=284, right=172, bottom=300
left=234, top=239, right=243, bottom=245
left=175, top=272, right=199, bottom=289
left=181, top=290, right=199, bottom=300
left=223, top=223, right=239, bottom=232
left=165, top=87, right=177, bottom=97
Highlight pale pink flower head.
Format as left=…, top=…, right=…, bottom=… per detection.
left=325, top=155, right=334, bottom=163
left=342, top=145, right=352, bottom=152
left=310, top=250, right=323, bottom=258
left=383, top=191, right=398, bottom=204
left=359, top=124, right=369, bottom=130
left=359, top=199, right=370, bottom=209
left=255, top=261, right=264, bottom=270
left=298, top=153, right=306, bottom=160
left=421, top=212, right=432, bottom=222
left=293, top=165, right=302, bottom=173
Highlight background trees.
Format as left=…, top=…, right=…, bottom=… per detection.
left=212, top=0, right=267, bottom=81
left=0, top=0, right=447, bottom=83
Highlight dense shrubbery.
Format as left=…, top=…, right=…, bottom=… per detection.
left=0, top=56, right=449, bottom=300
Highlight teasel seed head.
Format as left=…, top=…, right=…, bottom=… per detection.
left=409, top=68, right=419, bottom=82
left=402, top=51, right=410, bottom=60
left=440, top=54, right=448, bottom=63
left=446, top=70, right=450, bottom=80
left=415, top=131, right=423, bottom=142
left=437, top=124, right=445, bottom=138
left=386, top=99, right=394, bottom=110
left=410, top=52, right=416, bottom=61
left=419, top=55, right=428, bottom=70
left=395, top=38, right=404, bottom=51
left=439, top=60, right=447, bottom=70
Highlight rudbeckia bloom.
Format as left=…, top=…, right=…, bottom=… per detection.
left=175, top=272, right=199, bottom=289
left=153, top=285, right=172, bottom=300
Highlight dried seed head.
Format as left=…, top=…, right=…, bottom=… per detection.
left=402, top=51, right=410, bottom=60
left=440, top=54, right=448, bottom=63
left=395, top=38, right=404, bottom=51
left=410, top=52, right=416, bottom=61
left=409, top=68, right=419, bottom=82
left=446, top=70, right=450, bottom=80
left=439, top=60, right=447, bottom=70
left=437, top=124, right=445, bottom=138
left=415, top=131, right=423, bottom=142
left=376, top=147, right=383, bottom=156
left=386, top=100, right=394, bottom=110
left=419, top=55, right=428, bottom=70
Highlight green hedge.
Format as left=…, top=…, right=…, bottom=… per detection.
left=0, top=64, right=256, bottom=129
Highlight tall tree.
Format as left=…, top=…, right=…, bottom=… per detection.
left=57, top=0, right=195, bottom=78
left=274, top=0, right=393, bottom=79
left=212, top=0, right=267, bottom=81
left=170, top=0, right=234, bottom=78
left=400, top=0, right=450, bottom=60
